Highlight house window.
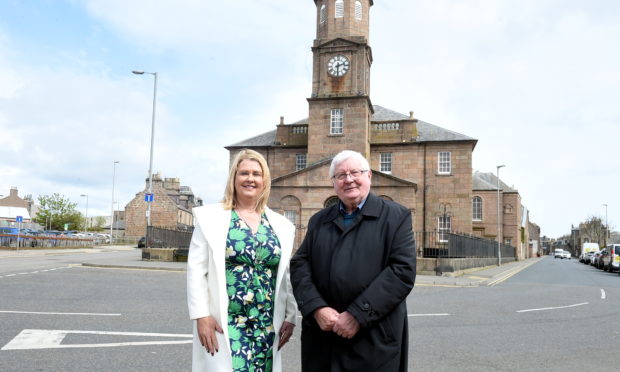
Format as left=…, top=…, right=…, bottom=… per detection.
left=504, top=238, right=512, bottom=246
left=380, top=152, right=392, bottom=174
left=330, top=108, right=343, bottom=134
left=438, top=216, right=451, bottom=243
left=335, top=0, right=344, bottom=18
left=320, top=4, right=327, bottom=24
left=355, top=1, right=362, bottom=20
left=296, top=154, right=307, bottom=171
left=438, top=151, right=451, bottom=174
left=284, top=210, right=297, bottom=225
left=472, top=196, right=482, bottom=221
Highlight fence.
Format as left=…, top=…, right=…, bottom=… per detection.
left=415, top=231, right=515, bottom=259
left=145, top=226, right=194, bottom=249
left=0, top=234, right=94, bottom=249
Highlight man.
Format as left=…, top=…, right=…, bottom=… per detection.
left=290, top=150, right=416, bottom=371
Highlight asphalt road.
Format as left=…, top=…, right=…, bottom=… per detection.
left=1, top=252, right=619, bottom=371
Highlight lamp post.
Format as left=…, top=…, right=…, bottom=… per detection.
left=80, top=194, right=89, bottom=232
left=603, top=203, right=608, bottom=246
left=496, top=165, right=505, bottom=266
left=110, top=160, right=119, bottom=245
left=132, top=70, right=157, bottom=233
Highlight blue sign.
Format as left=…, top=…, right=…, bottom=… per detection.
left=144, top=193, right=154, bottom=202
left=16, top=216, right=23, bottom=222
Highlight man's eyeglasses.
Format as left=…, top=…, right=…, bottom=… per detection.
left=332, top=169, right=368, bottom=181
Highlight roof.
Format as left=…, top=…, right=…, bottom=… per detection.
left=472, top=171, right=517, bottom=192
left=0, top=206, right=31, bottom=220
left=228, top=105, right=475, bottom=147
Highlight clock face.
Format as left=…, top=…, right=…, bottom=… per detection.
left=327, top=55, right=350, bottom=77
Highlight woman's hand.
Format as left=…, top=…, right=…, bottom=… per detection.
left=197, top=316, right=223, bottom=355
left=277, top=321, right=295, bottom=350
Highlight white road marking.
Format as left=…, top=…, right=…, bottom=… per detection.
left=2, top=329, right=192, bottom=350
left=601, top=288, right=606, bottom=299
left=0, top=266, right=72, bottom=280
left=408, top=313, right=450, bottom=317
left=516, top=302, right=588, bottom=313
left=0, top=310, right=121, bottom=316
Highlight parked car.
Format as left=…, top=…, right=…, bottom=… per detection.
left=583, top=251, right=595, bottom=264
left=561, top=250, right=571, bottom=259
left=602, top=244, right=620, bottom=272
left=592, top=250, right=605, bottom=269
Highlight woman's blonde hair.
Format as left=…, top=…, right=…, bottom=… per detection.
left=222, top=149, right=271, bottom=212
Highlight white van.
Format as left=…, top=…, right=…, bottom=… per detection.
left=580, top=242, right=600, bottom=263
left=601, top=244, right=620, bottom=272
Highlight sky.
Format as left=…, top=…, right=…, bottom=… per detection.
left=0, top=0, right=618, bottom=238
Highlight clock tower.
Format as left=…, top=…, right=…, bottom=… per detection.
left=307, top=0, right=374, bottom=164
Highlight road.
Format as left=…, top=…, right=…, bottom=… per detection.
left=1, top=252, right=619, bottom=371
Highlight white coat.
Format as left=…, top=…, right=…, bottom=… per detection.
left=187, top=203, right=297, bottom=372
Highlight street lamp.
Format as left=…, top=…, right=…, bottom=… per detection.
left=603, top=203, right=608, bottom=246
left=496, top=165, right=505, bottom=266
left=110, top=160, right=119, bottom=245
left=80, top=194, right=89, bottom=232
left=132, top=70, right=157, bottom=231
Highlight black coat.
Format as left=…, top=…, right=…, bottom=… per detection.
left=290, top=192, right=416, bottom=372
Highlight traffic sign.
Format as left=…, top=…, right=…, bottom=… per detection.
left=16, top=216, right=23, bottom=222
left=144, top=193, right=154, bottom=202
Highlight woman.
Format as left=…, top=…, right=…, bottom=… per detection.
left=187, top=149, right=297, bottom=372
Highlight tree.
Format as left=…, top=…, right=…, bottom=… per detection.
left=579, top=216, right=607, bottom=247
left=34, top=193, right=83, bottom=231
left=92, top=216, right=107, bottom=232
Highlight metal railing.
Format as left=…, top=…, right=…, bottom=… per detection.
left=414, top=231, right=515, bottom=258
left=145, top=226, right=194, bottom=248
left=0, top=234, right=94, bottom=249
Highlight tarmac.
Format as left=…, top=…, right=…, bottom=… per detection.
left=0, top=245, right=543, bottom=287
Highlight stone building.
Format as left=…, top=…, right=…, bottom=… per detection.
left=226, top=0, right=479, bottom=250
left=472, top=171, right=532, bottom=260
left=124, top=173, right=202, bottom=238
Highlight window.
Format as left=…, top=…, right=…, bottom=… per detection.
left=472, top=196, right=482, bottom=221
left=324, top=196, right=339, bottom=208
left=355, top=1, right=362, bottom=20
left=284, top=211, right=297, bottom=225
left=320, top=4, right=327, bottom=24
left=330, top=108, right=343, bottom=134
left=335, top=0, right=344, bottom=18
left=380, top=152, right=392, bottom=174
left=438, top=151, right=451, bottom=174
left=296, top=154, right=307, bottom=171
left=438, top=216, right=451, bottom=243
left=504, top=238, right=512, bottom=246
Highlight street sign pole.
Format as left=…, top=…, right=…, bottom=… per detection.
left=16, top=216, right=23, bottom=252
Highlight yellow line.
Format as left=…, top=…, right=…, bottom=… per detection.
left=488, top=259, right=540, bottom=286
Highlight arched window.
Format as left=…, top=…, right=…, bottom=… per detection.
left=355, top=1, right=362, bottom=20
left=324, top=196, right=339, bottom=208
left=320, top=4, right=327, bottom=24
left=472, top=196, right=482, bottom=221
left=335, top=0, right=344, bottom=18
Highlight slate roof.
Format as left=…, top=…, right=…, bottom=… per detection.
left=472, top=171, right=517, bottom=192
left=228, top=105, right=476, bottom=147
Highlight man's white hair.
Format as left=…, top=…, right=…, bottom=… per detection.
left=329, top=150, right=370, bottom=178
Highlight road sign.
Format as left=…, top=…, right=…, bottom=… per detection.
left=144, top=193, right=154, bottom=202
left=16, top=216, right=23, bottom=222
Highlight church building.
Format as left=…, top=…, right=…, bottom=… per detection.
left=226, top=0, right=478, bottom=249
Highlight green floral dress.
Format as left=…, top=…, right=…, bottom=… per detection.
left=225, top=210, right=282, bottom=372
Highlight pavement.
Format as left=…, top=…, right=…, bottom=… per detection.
left=0, top=245, right=543, bottom=287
